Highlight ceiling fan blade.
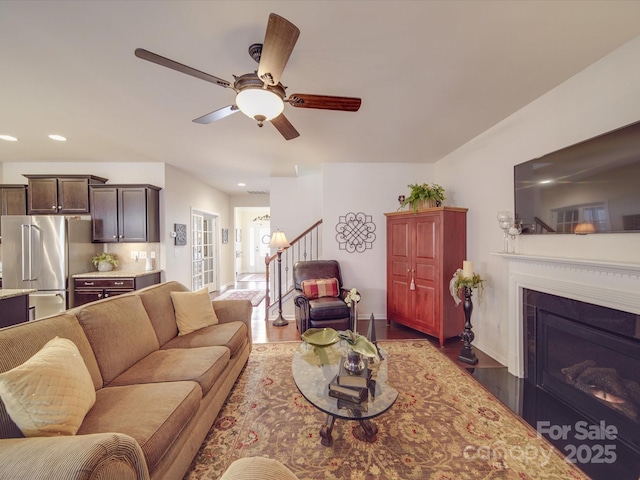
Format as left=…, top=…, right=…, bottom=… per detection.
left=288, top=94, right=361, bottom=112
left=135, top=48, right=231, bottom=88
left=257, top=13, right=300, bottom=86
left=271, top=113, right=300, bottom=140
left=193, top=105, right=239, bottom=124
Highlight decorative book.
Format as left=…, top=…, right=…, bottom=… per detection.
left=337, top=361, right=371, bottom=389
left=328, top=374, right=368, bottom=403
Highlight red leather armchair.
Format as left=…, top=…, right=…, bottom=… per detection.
left=292, top=260, right=357, bottom=334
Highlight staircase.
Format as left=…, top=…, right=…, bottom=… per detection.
left=264, top=220, right=322, bottom=320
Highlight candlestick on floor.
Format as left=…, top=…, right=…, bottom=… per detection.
left=458, top=286, right=478, bottom=365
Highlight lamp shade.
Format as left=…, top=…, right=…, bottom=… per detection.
left=574, top=222, right=596, bottom=235
left=269, top=230, right=290, bottom=250
left=236, top=88, right=284, bottom=121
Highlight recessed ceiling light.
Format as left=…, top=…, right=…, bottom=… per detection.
left=539, top=179, right=552, bottom=184
left=0, top=135, right=18, bottom=142
left=48, top=134, right=67, bottom=141
left=237, top=183, right=246, bottom=187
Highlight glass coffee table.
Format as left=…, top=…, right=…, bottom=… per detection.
left=292, top=339, right=398, bottom=446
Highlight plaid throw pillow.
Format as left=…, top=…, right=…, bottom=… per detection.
left=301, top=278, right=340, bottom=299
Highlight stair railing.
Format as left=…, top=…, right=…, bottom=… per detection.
left=264, top=219, right=323, bottom=320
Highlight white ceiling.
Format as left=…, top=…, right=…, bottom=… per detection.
left=1, top=1, right=640, bottom=195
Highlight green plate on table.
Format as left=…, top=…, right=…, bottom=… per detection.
left=301, top=328, right=339, bottom=346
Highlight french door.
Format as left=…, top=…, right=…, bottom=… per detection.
left=192, top=211, right=218, bottom=291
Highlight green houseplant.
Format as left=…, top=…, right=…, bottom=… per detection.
left=91, top=253, right=118, bottom=272
left=401, top=183, right=446, bottom=212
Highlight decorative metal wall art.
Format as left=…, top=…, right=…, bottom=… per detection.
left=335, top=212, right=376, bottom=253
left=174, top=223, right=187, bottom=246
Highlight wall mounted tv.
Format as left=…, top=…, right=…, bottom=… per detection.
left=514, top=120, right=640, bottom=234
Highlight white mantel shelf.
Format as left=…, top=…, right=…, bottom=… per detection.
left=492, top=252, right=640, bottom=276
left=493, top=252, right=640, bottom=378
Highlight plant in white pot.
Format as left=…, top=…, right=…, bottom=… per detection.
left=400, top=183, right=446, bottom=212
left=92, top=253, right=118, bottom=272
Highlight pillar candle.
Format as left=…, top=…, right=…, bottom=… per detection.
left=462, top=260, right=473, bottom=278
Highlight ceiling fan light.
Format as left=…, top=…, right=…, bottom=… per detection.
left=236, top=88, right=284, bottom=121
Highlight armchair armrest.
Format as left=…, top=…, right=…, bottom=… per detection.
left=0, top=432, right=149, bottom=480
left=293, top=290, right=310, bottom=333
left=212, top=299, right=253, bottom=346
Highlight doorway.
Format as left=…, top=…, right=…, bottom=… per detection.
left=191, top=210, right=219, bottom=292
left=234, top=207, right=270, bottom=278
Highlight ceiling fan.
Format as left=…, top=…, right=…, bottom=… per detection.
left=135, top=13, right=361, bottom=140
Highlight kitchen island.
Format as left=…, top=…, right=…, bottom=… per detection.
left=72, top=269, right=162, bottom=307
left=0, top=289, right=35, bottom=328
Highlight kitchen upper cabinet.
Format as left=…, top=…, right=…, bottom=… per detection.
left=24, top=175, right=107, bottom=214
left=90, top=185, right=160, bottom=243
left=0, top=185, right=27, bottom=237
left=385, top=207, right=467, bottom=346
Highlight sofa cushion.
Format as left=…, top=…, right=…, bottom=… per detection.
left=78, top=295, right=160, bottom=385
left=137, top=281, right=188, bottom=346
left=0, top=337, right=96, bottom=437
left=301, top=278, right=340, bottom=299
left=78, top=381, right=201, bottom=474
left=161, top=321, right=248, bottom=357
left=171, top=288, right=219, bottom=336
left=309, top=297, right=350, bottom=320
left=109, top=346, right=230, bottom=395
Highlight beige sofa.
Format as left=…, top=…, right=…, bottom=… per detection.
left=0, top=281, right=253, bottom=480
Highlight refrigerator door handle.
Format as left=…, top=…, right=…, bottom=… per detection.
left=29, top=224, right=41, bottom=281
left=21, top=224, right=31, bottom=282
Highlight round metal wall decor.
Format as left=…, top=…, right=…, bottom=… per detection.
left=335, top=212, right=376, bottom=253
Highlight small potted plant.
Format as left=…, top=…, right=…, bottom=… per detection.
left=401, top=183, right=446, bottom=212
left=92, top=253, right=118, bottom=272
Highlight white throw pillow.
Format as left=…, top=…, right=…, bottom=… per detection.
left=0, top=337, right=96, bottom=437
left=171, top=287, right=219, bottom=336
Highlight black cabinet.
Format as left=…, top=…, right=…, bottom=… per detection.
left=24, top=175, right=107, bottom=214
left=90, top=185, right=160, bottom=243
left=73, top=272, right=161, bottom=307
left=0, top=184, right=27, bottom=236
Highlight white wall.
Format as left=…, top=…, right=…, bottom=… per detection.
left=2, top=161, right=165, bottom=187
left=435, top=35, right=640, bottom=365
left=162, top=164, right=232, bottom=289
left=321, top=163, right=435, bottom=320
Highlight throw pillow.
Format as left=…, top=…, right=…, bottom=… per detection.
left=301, top=278, right=340, bottom=299
left=0, top=337, right=96, bottom=437
left=171, top=287, right=219, bottom=336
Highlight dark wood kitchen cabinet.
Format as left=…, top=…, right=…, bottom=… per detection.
left=73, top=272, right=161, bottom=307
left=0, top=184, right=27, bottom=236
left=90, top=184, right=160, bottom=243
left=385, top=207, right=467, bottom=346
left=24, top=174, right=107, bottom=214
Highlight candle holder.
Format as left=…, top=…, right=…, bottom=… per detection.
left=497, top=211, right=513, bottom=253
left=458, top=286, right=478, bottom=365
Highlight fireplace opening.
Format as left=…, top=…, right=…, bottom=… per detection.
left=524, top=289, right=640, bottom=455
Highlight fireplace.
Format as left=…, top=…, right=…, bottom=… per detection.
left=524, top=289, right=640, bottom=453
left=499, top=253, right=640, bottom=478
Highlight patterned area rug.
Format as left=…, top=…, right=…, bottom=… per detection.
left=184, top=341, right=589, bottom=480
left=215, top=289, right=265, bottom=306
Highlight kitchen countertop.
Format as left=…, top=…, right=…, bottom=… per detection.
left=0, top=289, right=36, bottom=300
left=72, top=269, right=162, bottom=279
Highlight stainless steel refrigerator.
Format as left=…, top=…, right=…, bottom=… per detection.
left=1, top=216, right=98, bottom=319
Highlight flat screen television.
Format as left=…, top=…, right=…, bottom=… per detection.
left=514, top=120, right=640, bottom=234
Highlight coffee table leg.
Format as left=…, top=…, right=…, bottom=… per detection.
left=357, top=419, right=379, bottom=442
left=320, top=414, right=336, bottom=446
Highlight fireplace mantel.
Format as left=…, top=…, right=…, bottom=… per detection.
left=495, top=253, right=640, bottom=377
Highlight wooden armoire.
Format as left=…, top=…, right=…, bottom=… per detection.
left=385, top=207, right=467, bottom=346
